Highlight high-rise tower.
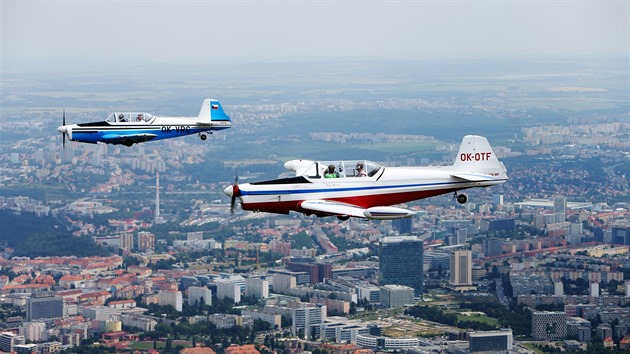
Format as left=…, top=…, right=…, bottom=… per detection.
left=554, top=196, right=567, bottom=223
left=379, top=236, right=423, bottom=297
left=449, top=249, right=473, bottom=288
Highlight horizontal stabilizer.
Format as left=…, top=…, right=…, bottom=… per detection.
left=451, top=173, right=498, bottom=182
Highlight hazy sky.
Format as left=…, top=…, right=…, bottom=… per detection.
left=2, top=0, right=628, bottom=71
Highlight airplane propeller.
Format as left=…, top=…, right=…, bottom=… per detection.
left=57, top=109, right=67, bottom=149
left=229, top=175, right=240, bottom=214
left=62, top=109, right=66, bottom=149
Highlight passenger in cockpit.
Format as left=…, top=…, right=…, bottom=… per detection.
left=324, top=165, right=339, bottom=178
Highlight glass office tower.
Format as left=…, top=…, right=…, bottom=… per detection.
left=379, top=236, right=423, bottom=296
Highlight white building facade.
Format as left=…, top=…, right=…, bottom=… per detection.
left=158, top=290, right=183, bottom=312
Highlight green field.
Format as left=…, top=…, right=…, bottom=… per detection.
left=452, top=311, right=500, bottom=327
left=129, top=341, right=165, bottom=350
left=129, top=340, right=193, bottom=350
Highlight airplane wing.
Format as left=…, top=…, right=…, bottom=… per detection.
left=299, top=200, right=416, bottom=220
left=451, top=173, right=498, bottom=182
left=300, top=200, right=367, bottom=218
left=101, top=133, right=158, bottom=144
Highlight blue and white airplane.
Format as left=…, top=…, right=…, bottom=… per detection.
left=57, top=98, right=231, bottom=147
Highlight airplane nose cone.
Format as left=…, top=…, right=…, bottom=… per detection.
left=224, top=185, right=234, bottom=197
left=57, top=125, right=67, bottom=134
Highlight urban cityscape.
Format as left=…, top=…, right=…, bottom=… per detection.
left=1, top=55, right=629, bottom=354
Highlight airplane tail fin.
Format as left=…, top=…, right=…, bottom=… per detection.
left=452, top=135, right=507, bottom=178
left=198, top=99, right=231, bottom=122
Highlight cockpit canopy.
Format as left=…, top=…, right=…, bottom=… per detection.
left=299, top=160, right=383, bottom=179
left=107, top=112, right=155, bottom=123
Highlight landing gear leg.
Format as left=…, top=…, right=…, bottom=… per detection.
left=455, top=192, right=467, bottom=204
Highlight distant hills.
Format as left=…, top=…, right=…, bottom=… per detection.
left=0, top=210, right=109, bottom=257
left=278, top=108, right=554, bottom=141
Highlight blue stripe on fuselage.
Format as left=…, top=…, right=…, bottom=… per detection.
left=72, top=126, right=216, bottom=143
left=239, top=180, right=475, bottom=196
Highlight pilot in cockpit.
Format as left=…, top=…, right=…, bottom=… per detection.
left=356, top=162, right=367, bottom=177
left=137, top=114, right=143, bottom=121
left=118, top=114, right=126, bottom=122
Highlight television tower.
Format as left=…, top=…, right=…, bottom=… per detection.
left=155, top=172, right=161, bottom=224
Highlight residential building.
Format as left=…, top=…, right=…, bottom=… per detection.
left=120, top=232, right=134, bottom=251
left=159, top=290, right=183, bottom=312
left=245, top=277, right=269, bottom=299
left=292, top=303, right=326, bottom=339
left=82, top=306, right=119, bottom=321
left=120, top=314, right=157, bottom=332
left=241, top=309, right=281, bottom=328
left=137, top=231, right=155, bottom=251
left=20, top=321, right=47, bottom=342
left=270, top=274, right=296, bottom=294
left=216, top=283, right=241, bottom=303
left=482, top=237, right=503, bottom=257
left=188, top=286, right=212, bottom=306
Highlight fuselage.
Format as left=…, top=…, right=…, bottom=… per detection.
left=59, top=116, right=231, bottom=145
left=232, top=166, right=506, bottom=215
left=57, top=99, right=232, bottom=146
left=227, top=136, right=508, bottom=220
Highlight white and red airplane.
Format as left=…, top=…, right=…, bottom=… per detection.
left=224, top=135, right=508, bottom=220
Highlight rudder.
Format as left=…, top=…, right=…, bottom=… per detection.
left=452, top=135, right=506, bottom=176
left=198, top=99, right=231, bottom=122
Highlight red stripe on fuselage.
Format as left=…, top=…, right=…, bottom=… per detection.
left=242, top=200, right=297, bottom=214
left=240, top=187, right=464, bottom=215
